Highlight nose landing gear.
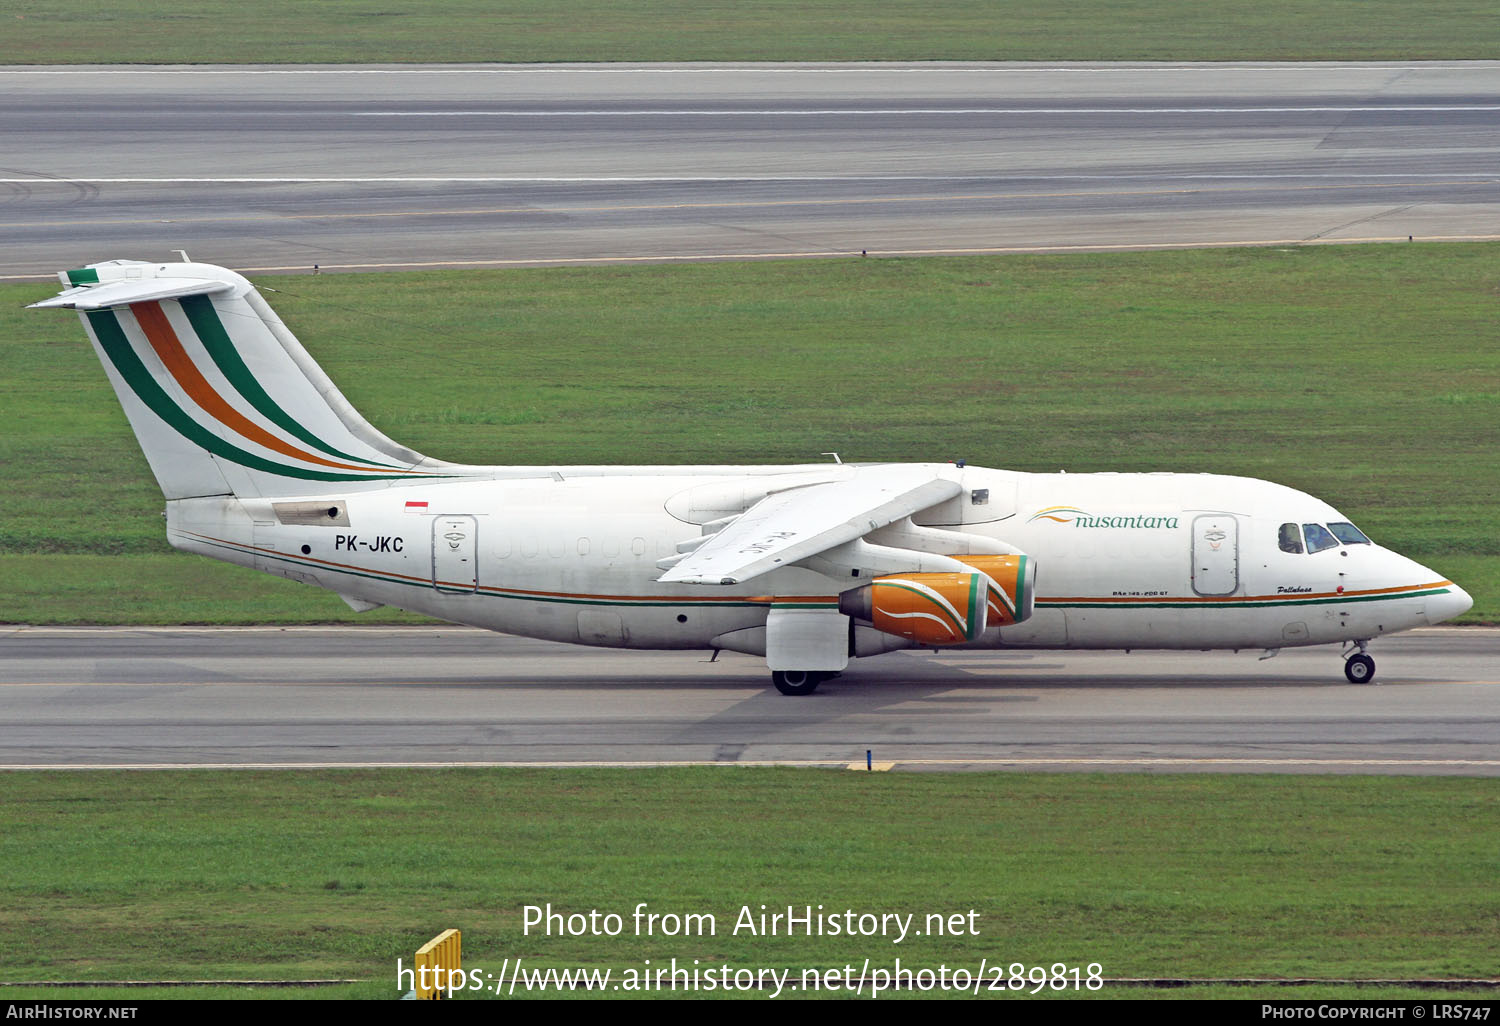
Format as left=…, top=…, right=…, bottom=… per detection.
left=1343, top=640, right=1376, bottom=684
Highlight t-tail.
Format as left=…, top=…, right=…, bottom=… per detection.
left=30, top=260, right=455, bottom=500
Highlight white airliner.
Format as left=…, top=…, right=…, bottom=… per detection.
left=33, top=260, right=1471, bottom=694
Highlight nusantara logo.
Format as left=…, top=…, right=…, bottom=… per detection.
left=1027, top=506, right=1181, bottom=529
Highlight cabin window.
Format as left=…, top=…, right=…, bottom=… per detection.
left=1327, top=521, right=1371, bottom=546
left=1303, top=523, right=1340, bottom=554
left=1278, top=523, right=1304, bottom=554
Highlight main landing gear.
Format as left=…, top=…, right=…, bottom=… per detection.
left=771, top=670, right=834, bottom=696
left=1343, top=640, right=1376, bottom=684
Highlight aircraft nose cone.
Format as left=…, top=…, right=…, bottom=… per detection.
left=1425, top=581, right=1473, bottom=626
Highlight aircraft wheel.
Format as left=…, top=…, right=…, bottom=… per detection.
left=772, top=670, right=822, bottom=696
left=1344, top=653, right=1376, bottom=684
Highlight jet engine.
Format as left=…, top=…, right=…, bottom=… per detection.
left=953, top=553, right=1035, bottom=626
left=838, top=571, right=988, bottom=645
left=837, top=555, right=1035, bottom=646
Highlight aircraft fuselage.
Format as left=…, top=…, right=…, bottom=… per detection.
left=167, top=464, right=1467, bottom=658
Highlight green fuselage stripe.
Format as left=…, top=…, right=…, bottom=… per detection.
left=177, top=532, right=1446, bottom=618
left=177, top=294, right=393, bottom=469
left=181, top=532, right=813, bottom=609
left=1036, top=588, right=1451, bottom=610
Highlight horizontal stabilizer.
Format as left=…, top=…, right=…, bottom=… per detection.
left=29, top=278, right=233, bottom=310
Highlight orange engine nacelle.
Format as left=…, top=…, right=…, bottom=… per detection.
left=953, top=554, right=1035, bottom=627
left=838, top=555, right=1035, bottom=646
left=839, top=572, right=989, bottom=646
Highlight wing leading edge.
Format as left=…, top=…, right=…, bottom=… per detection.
left=656, top=465, right=962, bottom=585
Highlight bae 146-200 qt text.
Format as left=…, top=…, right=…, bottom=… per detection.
left=32, top=260, right=1472, bottom=694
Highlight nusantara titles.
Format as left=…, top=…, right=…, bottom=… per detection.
left=1070, top=514, right=1180, bottom=529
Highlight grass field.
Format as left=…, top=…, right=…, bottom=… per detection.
left=4, top=0, right=1500, bottom=63
left=1, top=770, right=1496, bottom=993
left=2, top=244, right=1496, bottom=624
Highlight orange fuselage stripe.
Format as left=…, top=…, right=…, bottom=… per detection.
left=178, top=533, right=1446, bottom=609
left=178, top=530, right=835, bottom=604
left=1045, top=581, right=1452, bottom=604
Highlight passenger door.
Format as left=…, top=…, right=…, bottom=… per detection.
left=1190, top=514, right=1239, bottom=596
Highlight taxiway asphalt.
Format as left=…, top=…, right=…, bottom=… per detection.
left=3, top=61, right=1498, bottom=278
left=1, top=625, right=1495, bottom=773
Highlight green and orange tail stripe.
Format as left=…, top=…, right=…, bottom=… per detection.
left=86, top=300, right=441, bottom=485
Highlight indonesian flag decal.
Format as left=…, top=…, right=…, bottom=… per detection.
left=404, top=500, right=430, bottom=513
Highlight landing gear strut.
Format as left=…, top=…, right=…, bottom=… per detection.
left=772, top=670, right=829, bottom=696
left=1343, top=640, right=1376, bottom=684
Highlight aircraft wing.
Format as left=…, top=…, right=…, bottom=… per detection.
left=657, top=465, right=961, bottom=585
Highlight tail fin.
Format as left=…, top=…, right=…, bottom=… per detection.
left=31, top=260, right=451, bottom=499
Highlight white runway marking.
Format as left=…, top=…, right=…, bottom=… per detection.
left=4, top=174, right=1496, bottom=185
left=0, top=64, right=1488, bottom=75
left=350, top=106, right=1500, bottom=116
left=0, top=175, right=1494, bottom=187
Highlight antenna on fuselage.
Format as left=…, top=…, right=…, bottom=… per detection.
left=821, top=452, right=843, bottom=464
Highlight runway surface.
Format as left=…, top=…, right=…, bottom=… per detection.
left=4, top=61, right=1500, bottom=278
left=1, top=625, right=1495, bottom=773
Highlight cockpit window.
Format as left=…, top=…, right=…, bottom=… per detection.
left=1303, top=523, right=1340, bottom=554
left=1327, top=521, right=1371, bottom=546
left=1278, top=523, right=1304, bottom=554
